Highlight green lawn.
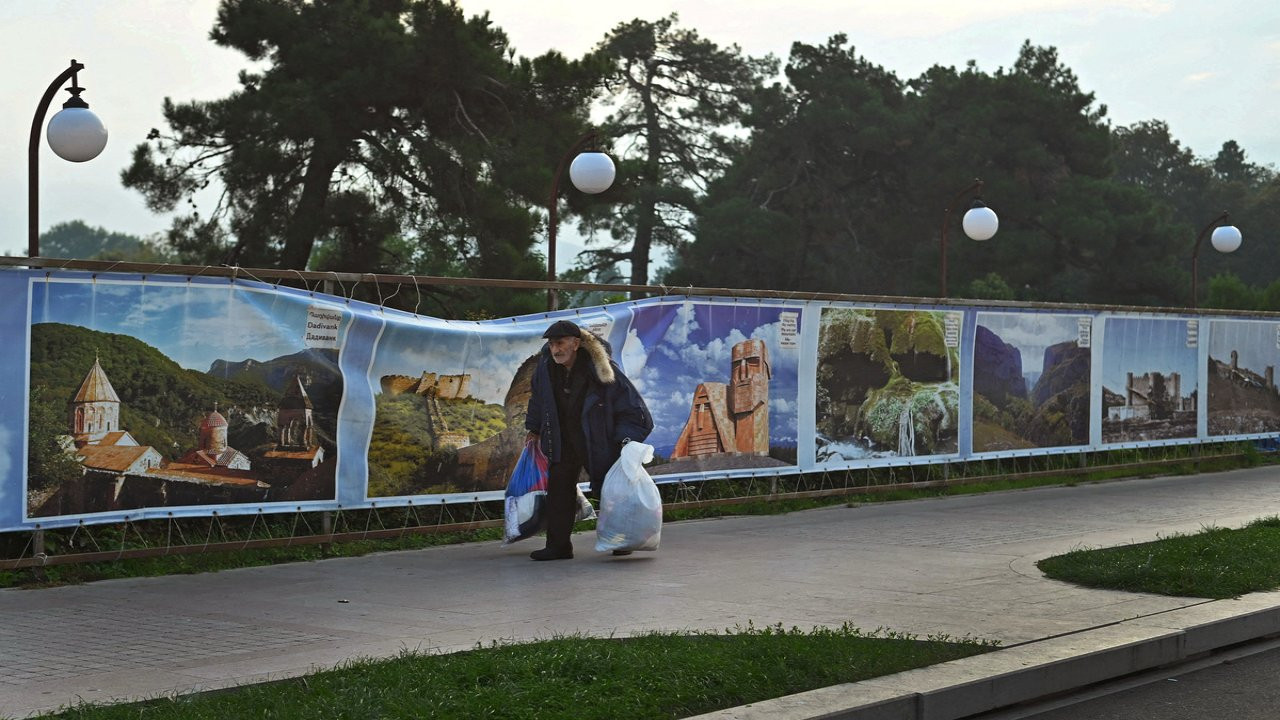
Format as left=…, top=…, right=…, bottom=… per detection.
left=31, top=625, right=996, bottom=720
left=1039, top=516, right=1280, bottom=598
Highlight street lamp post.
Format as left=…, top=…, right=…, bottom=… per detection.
left=547, top=131, right=615, bottom=311
left=1189, top=210, right=1242, bottom=309
left=29, top=59, right=108, bottom=258
left=938, top=178, right=998, bottom=298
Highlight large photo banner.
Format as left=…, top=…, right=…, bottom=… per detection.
left=815, top=307, right=962, bottom=463
left=5, top=266, right=1280, bottom=533
left=1101, top=316, right=1200, bottom=444
left=1207, top=319, right=1280, bottom=436
left=618, top=301, right=802, bottom=478
left=972, top=312, right=1092, bottom=453
left=26, top=277, right=346, bottom=521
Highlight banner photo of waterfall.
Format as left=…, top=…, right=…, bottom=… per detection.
left=364, top=309, right=621, bottom=499
left=26, top=277, right=346, bottom=522
left=815, top=307, right=961, bottom=464
left=1101, top=316, right=1200, bottom=444
left=972, top=312, right=1091, bottom=452
left=618, top=300, right=801, bottom=478
left=1207, top=320, right=1280, bottom=437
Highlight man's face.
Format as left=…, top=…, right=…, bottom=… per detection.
left=548, top=336, right=581, bottom=367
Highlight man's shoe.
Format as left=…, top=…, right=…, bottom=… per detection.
left=611, top=550, right=633, bottom=556
left=530, top=546, right=573, bottom=561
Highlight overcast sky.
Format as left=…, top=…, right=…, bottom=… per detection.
left=2, top=0, right=1276, bottom=267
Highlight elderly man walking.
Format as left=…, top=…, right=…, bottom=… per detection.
left=524, top=320, right=652, bottom=560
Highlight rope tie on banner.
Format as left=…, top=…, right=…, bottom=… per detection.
left=288, top=268, right=312, bottom=294
left=236, top=266, right=271, bottom=287
left=330, top=272, right=349, bottom=301
left=240, top=511, right=262, bottom=550
left=380, top=283, right=402, bottom=311
left=411, top=275, right=422, bottom=316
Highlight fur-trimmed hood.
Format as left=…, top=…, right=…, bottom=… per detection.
left=577, top=330, right=615, bottom=383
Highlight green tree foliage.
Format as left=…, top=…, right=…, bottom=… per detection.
left=673, top=37, right=1279, bottom=307
left=667, top=36, right=909, bottom=293
left=38, top=221, right=175, bottom=262
left=26, top=386, right=83, bottom=494
left=122, top=0, right=604, bottom=318
left=1205, top=272, right=1259, bottom=310
left=582, top=14, right=776, bottom=286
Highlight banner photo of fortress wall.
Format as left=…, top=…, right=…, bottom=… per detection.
left=2, top=267, right=1277, bottom=532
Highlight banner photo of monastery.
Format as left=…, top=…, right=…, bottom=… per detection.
left=26, top=280, right=344, bottom=519
left=816, top=308, right=961, bottom=463
left=972, top=312, right=1091, bottom=452
left=619, top=302, right=801, bottom=476
left=1100, top=317, right=1199, bottom=443
left=1207, top=320, right=1280, bottom=436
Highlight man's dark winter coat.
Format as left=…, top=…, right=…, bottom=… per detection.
left=524, top=331, right=652, bottom=494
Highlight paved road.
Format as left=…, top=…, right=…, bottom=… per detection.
left=3, top=466, right=1280, bottom=718
left=981, top=641, right=1280, bottom=719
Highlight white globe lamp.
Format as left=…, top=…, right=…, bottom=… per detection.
left=569, top=152, right=615, bottom=194
left=962, top=202, right=999, bottom=241
left=1210, top=225, right=1242, bottom=254
left=47, top=105, right=108, bottom=162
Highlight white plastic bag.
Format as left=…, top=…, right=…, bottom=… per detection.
left=594, top=442, right=662, bottom=553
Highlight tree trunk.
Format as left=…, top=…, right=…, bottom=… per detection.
left=630, top=74, right=663, bottom=290
left=280, top=141, right=343, bottom=270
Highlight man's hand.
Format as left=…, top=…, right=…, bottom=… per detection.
left=526, top=431, right=539, bottom=444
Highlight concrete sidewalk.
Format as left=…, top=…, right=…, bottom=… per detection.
left=3, top=466, right=1280, bottom=719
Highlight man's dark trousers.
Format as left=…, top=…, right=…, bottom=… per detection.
left=544, top=443, right=584, bottom=551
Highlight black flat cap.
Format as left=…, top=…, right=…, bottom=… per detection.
left=542, top=320, right=582, bottom=339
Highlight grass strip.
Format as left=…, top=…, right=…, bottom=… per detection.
left=1038, top=516, right=1280, bottom=599
left=32, top=624, right=996, bottom=720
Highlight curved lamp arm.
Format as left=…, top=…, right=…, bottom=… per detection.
left=1189, top=210, right=1230, bottom=310
left=547, top=131, right=602, bottom=311
left=29, top=60, right=86, bottom=258
left=938, top=178, right=983, bottom=298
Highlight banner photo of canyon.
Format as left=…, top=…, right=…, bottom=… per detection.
left=364, top=312, right=621, bottom=497
left=1101, top=317, right=1199, bottom=444
left=816, top=308, right=961, bottom=463
left=618, top=301, right=801, bottom=477
left=1207, top=320, right=1280, bottom=437
left=27, top=279, right=344, bottom=520
left=972, top=312, right=1091, bottom=452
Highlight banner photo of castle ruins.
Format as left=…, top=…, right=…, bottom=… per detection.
left=2, top=266, right=1279, bottom=532
left=1207, top=320, right=1280, bottom=436
left=973, top=312, right=1092, bottom=452
left=1101, top=317, right=1199, bottom=443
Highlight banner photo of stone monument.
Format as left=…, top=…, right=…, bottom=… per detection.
left=816, top=307, right=961, bottom=463
left=365, top=311, right=622, bottom=498
left=618, top=300, right=801, bottom=478
left=972, top=312, right=1092, bottom=452
left=26, top=278, right=345, bottom=521
left=1101, top=316, right=1199, bottom=444
left=1207, top=320, right=1280, bottom=436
